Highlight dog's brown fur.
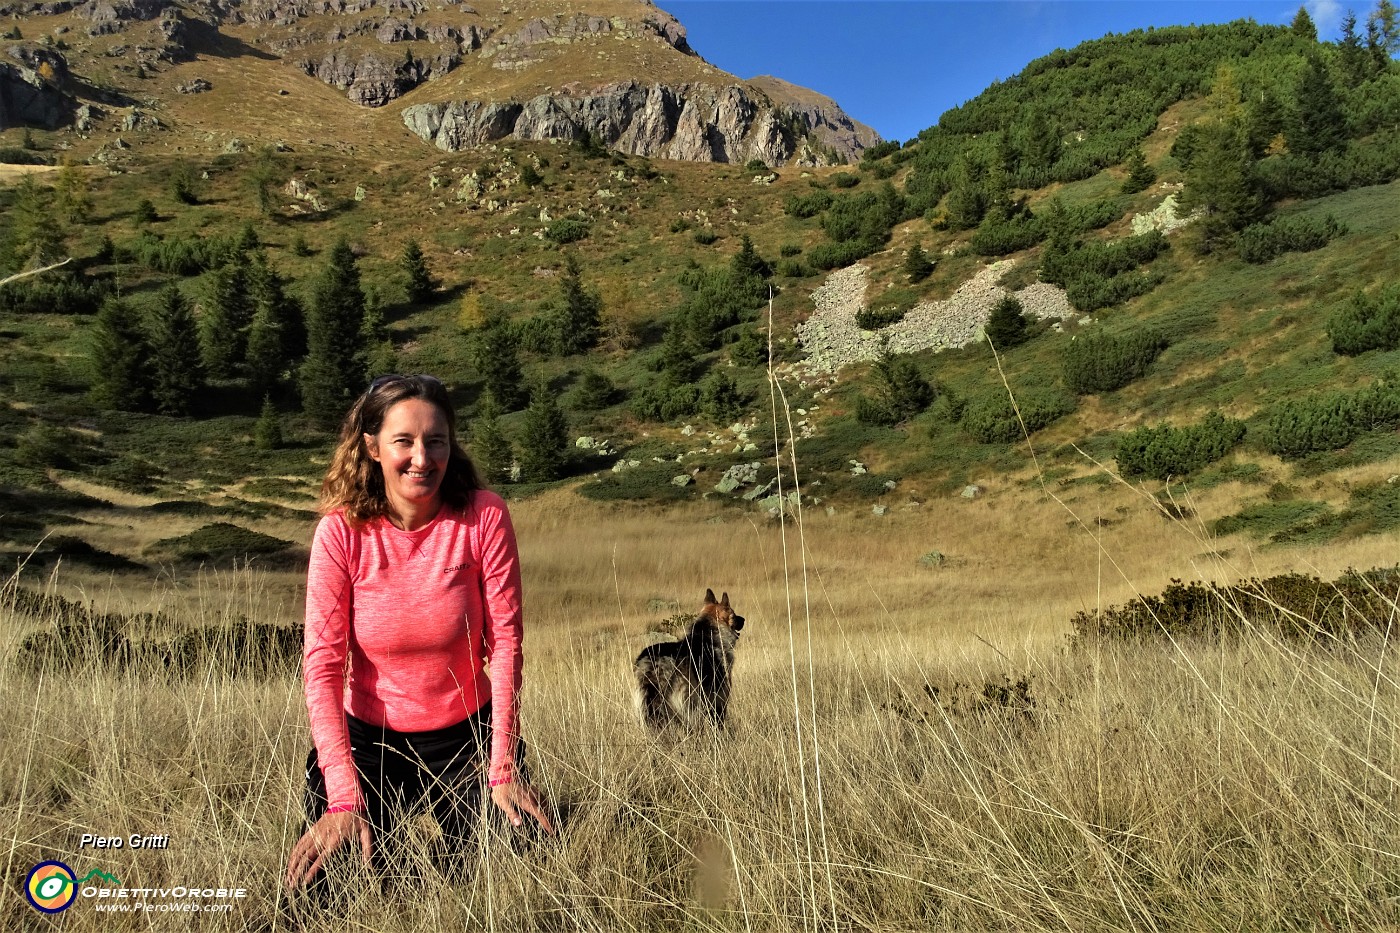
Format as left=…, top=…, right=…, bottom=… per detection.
left=633, top=589, right=746, bottom=734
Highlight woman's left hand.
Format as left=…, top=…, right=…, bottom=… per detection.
left=490, top=781, right=556, bottom=834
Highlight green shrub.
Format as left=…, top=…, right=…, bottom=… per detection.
left=1040, top=230, right=1168, bottom=312
left=1238, top=213, right=1347, bottom=264
left=545, top=218, right=590, bottom=244
left=971, top=214, right=1043, bottom=256
left=1062, top=327, right=1169, bottom=394
left=959, top=387, right=1076, bottom=443
left=669, top=217, right=692, bottom=233
left=693, top=229, right=719, bottom=245
left=1326, top=284, right=1400, bottom=356
left=832, top=172, right=860, bottom=189
left=1257, top=381, right=1400, bottom=460
left=807, top=238, right=879, bottom=270
left=144, top=522, right=296, bottom=564
left=855, top=348, right=936, bottom=426
left=1069, top=566, right=1400, bottom=644
left=779, top=243, right=802, bottom=257
left=1115, top=411, right=1246, bottom=480
left=775, top=258, right=810, bottom=278
left=744, top=158, right=770, bottom=173
left=783, top=190, right=834, bottom=218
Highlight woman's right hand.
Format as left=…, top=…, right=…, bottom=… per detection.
left=285, top=810, right=373, bottom=891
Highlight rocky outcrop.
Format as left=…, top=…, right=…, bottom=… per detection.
left=402, top=79, right=867, bottom=165
left=79, top=0, right=168, bottom=35
left=484, top=9, right=691, bottom=70
left=0, top=59, right=72, bottom=130
left=746, top=75, right=881, bottom=164
left=296, top=46, right=458, bottom=106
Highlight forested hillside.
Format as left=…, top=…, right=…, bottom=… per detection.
left=2, top=4, right=1400, bottom=573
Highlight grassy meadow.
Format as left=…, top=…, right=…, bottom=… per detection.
left=2, top=465, right=1398, bottom=931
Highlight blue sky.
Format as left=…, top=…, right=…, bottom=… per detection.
left=662, top=1, right=1352, bottom=142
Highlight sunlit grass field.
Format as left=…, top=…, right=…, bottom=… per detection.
left=2, top=471, right=1398, bottom=931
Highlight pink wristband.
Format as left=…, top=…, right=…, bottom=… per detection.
left=489, top=777, right=513, bottom=788
left=326, top=804, right=362, bottom=814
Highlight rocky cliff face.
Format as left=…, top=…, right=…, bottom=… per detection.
left=0, top=48, right=73, bottom=130
left=2, top=0, right=876, bottom=163
left=403, top=79, right=870, bottom=165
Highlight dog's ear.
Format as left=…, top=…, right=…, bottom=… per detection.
left=704, top=588, right=717, bottom=605
left=720, top=592, right=730, bottom=608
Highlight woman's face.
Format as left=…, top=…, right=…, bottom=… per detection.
left=365, top=398, right=451, bottom=519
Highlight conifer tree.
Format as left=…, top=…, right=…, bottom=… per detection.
left=1290, top=5, right=1317, bottom=41
left=90, top=296, right=152, bottom=411
left=148, top=284, right=205, bottom=416
left=470, top=395, right=514, bottom=486
left=700, top=368, right=743, bottom=423
left=401, top=239, right=434, bottom=304
left=254, top=395, right=284, bottom=450
left=518, top=380, right=569, bottom=482
left=200, top=254, right=252, bottom=379
left=300, top=238, right=368, bottom=428
left=984, top=295, right=1030, bottom=349
left=1292, top=54, right=1347, bottom=156
left=1370, top=0, right=1399, bottom=54
left=904, top=243, right=934, bottom=283
left=1121, top=148, right=1157, bottom=194
left=6, top=173, right=64, bottom=270
left=471, top=309, right=526, bottom=411
left=1179, top=119, right=1263, bottom=254
left=547, top=254, right=603, bottom=355
left=360, top=297, right=398, bottom=380
left=52, top=159, right=92, bottom=226
left=244, top=252, right=303, bottom=396
left=730, top=234, right=772, bottom=283
left=659, top=318, right=702, bottom=389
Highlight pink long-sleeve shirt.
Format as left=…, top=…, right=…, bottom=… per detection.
left=303, top=490, right=524, bottom=811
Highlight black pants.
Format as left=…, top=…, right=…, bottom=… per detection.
left=302, top=705, right=514, bottom=882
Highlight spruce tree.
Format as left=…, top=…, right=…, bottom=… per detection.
left=1121, top=148, right=1157, bottom=194
left=471, top=309, right=526, bottom=411
left=244, top=252, right=303, bottom=396
left=90, top=296, right=152, bottom=411
left=360, top=297, right=398, bottom=380
left=904, top=243, right=934, bottom=283
left=470, top=395, right=514, bottom=486
left=1179, top=119, right=1263, bottom=254
left=984, top=295, right=1030, bottom=349
left=401, top=239, right=434, bottom=304
left=6, top=173, right=64, bottom=270
left=518, top=380, right=569, bottom=482
left=547, top=254, right=602, bottom=355
left=1290, top=5, right=1317, bottom=41
left=659, top=318, right=702, bottom=389
left=200, top=254, right=252, bottom=379
left=1292, top=54, right=1346, bottom=156
left=254, top=395, right=284, bottom=450
left=148, top=284, right=205, bottom=416
left=730, top=234, right=772, bottom=283
left=300, top=238, right=368, bottom=429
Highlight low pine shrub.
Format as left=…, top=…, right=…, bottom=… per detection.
left=1326, top=284, right=1400, bottom=356
left=1115, top=411, right=1246, bottom=480
left=1238, top=213, right=1347, bottom=263
left=1069, top=566, right=1400, bottom=645
left=959, top=386, right=1076, bottom=443
left=1062, top=327, right=1169, bottom=394
left=1257, top=381, right=1400, bottom=459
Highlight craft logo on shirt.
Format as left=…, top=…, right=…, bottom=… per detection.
left=444, top=562, right=469, bottom=574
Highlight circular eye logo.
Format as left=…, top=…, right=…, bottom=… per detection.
left=25, top=861, right=77, bottom=913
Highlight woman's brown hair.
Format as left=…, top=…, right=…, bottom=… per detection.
left=320, top=375, right=485, bottom=529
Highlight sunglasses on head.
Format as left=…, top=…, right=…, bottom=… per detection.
left=365, top=373, right=445, bottom=395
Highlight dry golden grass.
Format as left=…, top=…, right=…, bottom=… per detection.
left=3, top=459, right=1398, bottom=930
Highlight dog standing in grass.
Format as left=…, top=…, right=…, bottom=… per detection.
left=634, top=590, right=746, bottom=734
